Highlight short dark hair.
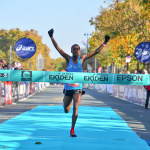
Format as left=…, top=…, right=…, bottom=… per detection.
left=12, top=61, right=16, bottom=64
left=2, top=59, right=6, bottom=62
left=71, top=44, right=80, bottom=50
left=3, top=65, right=7, bottom=68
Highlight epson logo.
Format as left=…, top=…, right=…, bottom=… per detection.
left=16, top=45, right=35, bottom=51
left=117, top=75, right=143, bottom=81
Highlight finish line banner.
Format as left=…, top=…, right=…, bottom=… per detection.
left=0, top=70, right=149, bottom=85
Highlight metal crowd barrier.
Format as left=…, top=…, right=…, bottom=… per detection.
left=0, top=81, right=49, bottom=106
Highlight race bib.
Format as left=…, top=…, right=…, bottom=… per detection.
left=67, top=83, right=79, bottom=87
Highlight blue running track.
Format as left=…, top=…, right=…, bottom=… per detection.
left=0, top=106, right=149, bottom=150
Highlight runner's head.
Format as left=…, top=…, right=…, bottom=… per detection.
left=71, top=44, right=80, bottom=57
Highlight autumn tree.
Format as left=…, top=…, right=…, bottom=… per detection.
left=89, top=0, right=150, bottom=73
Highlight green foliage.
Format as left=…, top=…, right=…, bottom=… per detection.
left=54, top=57, right=66, bottom=71
left=89, top=0, right=150, bottom=73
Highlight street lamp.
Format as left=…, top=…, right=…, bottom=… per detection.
left=9, top=34, right=12, bottom=70
left=84, top=33, right=91, bottom=72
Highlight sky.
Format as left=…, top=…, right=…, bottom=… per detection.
left=0, top=0, right=108, bottom=59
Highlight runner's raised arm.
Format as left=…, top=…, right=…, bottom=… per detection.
left=81, top=35, right=110, bottom=62
left=48, top=29, right=70, bottom=62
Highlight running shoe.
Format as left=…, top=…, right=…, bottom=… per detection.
left=70, top=130, right=77, bottom=137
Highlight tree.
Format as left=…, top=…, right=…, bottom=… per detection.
left=89, top=0, right=150, bottom=73
left=54, top=57, right=66, bottom=71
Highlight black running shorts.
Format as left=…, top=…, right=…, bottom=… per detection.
left=63, top=89, right=85, bottom=97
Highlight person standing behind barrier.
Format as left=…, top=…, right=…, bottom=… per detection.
left=2, top=59, right=7, bottom=68
left=126, top=70, right=130, bottom=74
left=149, top=68, right=150, bottom=74
left=134, top=69, right=137, bottom=74
left=48, top=28, right=110, bottom=137
left=7, top=63, right=11, bottom=70
left=137, top=70, right=142, bottom=74
left=0, top=65, right=3, bottom=70
left=0, top=60, right=3, bottom=69
left=11, top=61, right=16, bottom=70
left=144, top=85, right=150, bottom=109
left=144, top=68, right=150, bottom=109
left=143, top=68, right=148, bottom=74
left=3, top=65, right=8, bottom=70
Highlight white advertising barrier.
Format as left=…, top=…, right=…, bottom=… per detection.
left=143, top=88, right=147, bottom=104
left=136, top=85, right=146, bottom=104
left=0, top=81, right=48, bottom=106
left=83, top=83, right=88, bottom=88
left=112, top=85, right=118, bottom=97
left=137, top=86, right=143, bottom=100
left=107, top=84, right=114, bottom=94
left=95, top=84, right=107, bottom=93
left=44, top=82, right=50, bottom=87
left=117, top=85, right=148, bottom=105
left=118, top=85, right=125, bottom=99
left=88, top=84, right=148, bottom=106
left=19, top=82, right=24, bottom=100
left=39, top=82, right=43, bottom=91
left=88, top=84, right=95, bottom=89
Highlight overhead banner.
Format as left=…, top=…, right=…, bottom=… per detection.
left=15, top=37, right=36, bottom=59
left=0, top=70, right=149, bottom=85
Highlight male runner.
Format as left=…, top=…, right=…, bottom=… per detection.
left=48, top=29, right=110, bottom=137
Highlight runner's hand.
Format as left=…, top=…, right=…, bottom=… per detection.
left=104, top=35, right=110, bottom=44
left=48, top=29, right=54, bottom=37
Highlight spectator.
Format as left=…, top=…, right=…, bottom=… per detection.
left=2, top=59, right=7, bottom=67
left=134, top=69, right=137, bottom=74
left=14, top=66, right=22, bottom=70
left=14, top=67, right=20, bottom=70
left=0, top=60, right=3, bottom=69
left=21, top=65, right=23, bottom=70
left=11, top=61, right=16, bottom=70
left=7, top=63, right=10, bottom=70
left=11, top=62, right=23, bottom=70
left=0, top=64, right=3, bottom=70
left=137, top=70, right=143, bottom=74
left=3, top=65, right=7, bottom=70
left=148, top=67, right=150, bottom=74
left=144, top=85, right=150, bottom=109
left=143, top=68, right=148, bottom=74
left=126, top=70, right=130, bottom=74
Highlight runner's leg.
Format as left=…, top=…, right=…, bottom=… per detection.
left=72, top=93, right=82, bottom=127
left=69, top=92, right=82, bottom=138
left=63, top=95, right=72, bottom=113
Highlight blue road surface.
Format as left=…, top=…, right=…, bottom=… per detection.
left=0, top=106, right=149, bottom=150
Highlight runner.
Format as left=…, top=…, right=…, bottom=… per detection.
left=48, top=29, right=110, bottom=137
